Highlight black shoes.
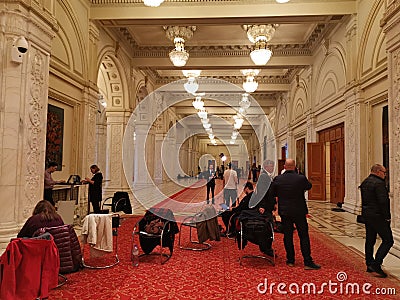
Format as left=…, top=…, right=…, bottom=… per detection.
left=304, top=261, right=321, bottom=270
left=367, top=264, right=387, bottom=278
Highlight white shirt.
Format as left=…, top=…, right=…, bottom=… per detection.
left=223, top=169, right=238, bottom=189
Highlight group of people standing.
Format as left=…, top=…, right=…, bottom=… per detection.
left=43, top=162, right=103, bottom=214
left=208, top=157, right=394, bottom=275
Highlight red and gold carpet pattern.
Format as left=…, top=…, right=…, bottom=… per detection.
left=49, top=182, right=400, bottom=299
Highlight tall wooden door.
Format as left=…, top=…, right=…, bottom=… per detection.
left=330, top=138, right=345, bottom=204
left=307, top=142, right=326, bottom=200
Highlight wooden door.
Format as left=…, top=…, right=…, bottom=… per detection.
left=330, top=139, right=344, bottom=204
left=307, top=142, right=326, bottom=200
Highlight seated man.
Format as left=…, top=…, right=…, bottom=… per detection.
left=221, top=181, right=274, bottom=239
left=221, top=181, right=254, bottom=236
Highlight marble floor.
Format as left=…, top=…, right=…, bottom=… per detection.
left=307, top=201, right=400, bottom=280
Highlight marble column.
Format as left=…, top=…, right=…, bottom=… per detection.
left=133, top=124, right=153, bottom=188
left=104, top=111, right=130, bottom=195
left=0, top=4, right=55, bottom=250
left=343, top=88, right=367, bottom=213
left=382, top=0, right=400, bottom=256
left=154, top=133, right=164, bottom=184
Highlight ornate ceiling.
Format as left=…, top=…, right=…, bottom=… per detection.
left=91, top=0, right=355, bottom=141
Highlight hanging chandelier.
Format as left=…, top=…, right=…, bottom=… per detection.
left=183, top=70, right=201, bottom=94
left=192, top=96, right=204, bottom=110
left=243, top=24, right=276, bottom=66
left=241, top=69, right=260, bottom=93
left=143, top=0, right=164, bottom=7
left=164, top=26, right=196, bottom=67
left=239, top=93, right=251, bottom=109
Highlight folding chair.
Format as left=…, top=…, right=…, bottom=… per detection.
left=236, top=210, right=275, bottom=266
left=132, top=208, right=179, bottom=264
left=81, top=213, right=120, bottom=269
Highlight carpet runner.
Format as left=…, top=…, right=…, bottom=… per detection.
left=49, top=181, right=400, bottom=299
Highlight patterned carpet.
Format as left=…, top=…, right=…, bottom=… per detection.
left=49, top=214, right=400, bottom=300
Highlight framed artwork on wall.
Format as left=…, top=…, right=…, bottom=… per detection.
left=46, top=104, right=64, bottom=170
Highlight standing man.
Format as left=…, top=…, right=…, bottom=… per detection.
left=271, top=158, right=320, bottom=270
left=359, top=164, right=393, bottom=278
left=206, top=164, right=216, bottom=204
left=44, top=161, right=65, bottom=206
left=223, top=163, right=238, bottom=207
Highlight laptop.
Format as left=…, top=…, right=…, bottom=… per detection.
left=67, top=175, right=81, bottom=185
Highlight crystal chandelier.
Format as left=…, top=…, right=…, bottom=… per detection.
left=183, top=70, right=201, bottom=94
left=197, top=108, right=208, bottom=119
left=143, top=0, right=164, bottom=7
left=192, top=96, right=204, bottom=110
left=164, top=26, right=196, bottom=67
left=241, top=69, right=260, bottom=93
left=243, top=24, right=276, bottom=66
left=239, top=93, right=251, bottom=109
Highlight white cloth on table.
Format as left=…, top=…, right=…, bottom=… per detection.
left=81, top=214, right=113, bottom=252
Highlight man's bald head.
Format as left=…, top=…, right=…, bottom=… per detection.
left=284, top=159, right=296, bottom=170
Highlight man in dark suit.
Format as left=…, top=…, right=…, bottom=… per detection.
left=360, top=164, right=393, bottom=278
left=206, top=164, right=216, bottom=204
left=271, top=158, right=320, bottom=270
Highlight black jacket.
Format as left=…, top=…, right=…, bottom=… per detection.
left=204, top=170, right=216, bottom=187
left=360, top=174, right=391, bottom=220
left=271, top=170, right=312, bottom=216
left=250, top=171, right=276, bottom=213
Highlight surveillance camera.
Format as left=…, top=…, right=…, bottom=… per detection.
left=16, top=36, right=28, bottom=53
left=11, top=36, right=29, bottom=63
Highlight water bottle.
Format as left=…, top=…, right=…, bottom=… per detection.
left=131, top=243, right=139, bottom=267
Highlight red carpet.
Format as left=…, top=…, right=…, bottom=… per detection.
left=49, top=182, right=400, bottom=299
left=49, top=217, right=400, bottom=299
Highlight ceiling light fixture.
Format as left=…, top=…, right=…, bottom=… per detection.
left=197, top=108, right=208, bottom=119
left=241, top=69, right=260, bottom=93
left=276, top=0, right=290, bottom=3
left=183, top=70, right=201, bottom=94
left=143, top=0, right=164, bottom=7
left=243, top=24, right=276, bottom=65
left=192, top=96, right=204, bottom=110
left=239, top=93, right=251, bottom=109
left=164, top=26, right=196, bottom=67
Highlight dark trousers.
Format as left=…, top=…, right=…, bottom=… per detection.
left=224, top=189, right=238, bottom=207
left=44, top=188, right=55, bottom=206
left=365, top=218, right=394, bottom=266
left=91, top=200, right=101, bottom=214
left=281, top=214, right=312, bottom=264
left=221, top=210, right=235, bottom=232
left=206, top=184, right=215, bottom=203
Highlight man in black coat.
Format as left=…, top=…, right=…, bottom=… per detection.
left=360, top=164, right=393, bottom=278
left=271, top=158, right=320, bottom=270
left=205, top=164, right=216, bottom=204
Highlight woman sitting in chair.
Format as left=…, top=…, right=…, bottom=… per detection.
left=18, top=200, right=64, bottom=238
